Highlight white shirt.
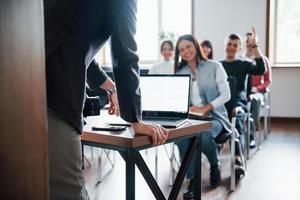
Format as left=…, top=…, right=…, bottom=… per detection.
left=191, top=79, right=203, bottom=106
left=149, top=59, right=174, bottom=74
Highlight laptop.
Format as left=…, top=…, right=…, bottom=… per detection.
left=140, top=74, right=191, bottom=128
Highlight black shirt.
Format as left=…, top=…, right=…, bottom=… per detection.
left=45, top=0, right=142, bottom=133
left=221, top=58, right=265, bottom=103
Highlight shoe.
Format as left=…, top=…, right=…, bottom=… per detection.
left=235, top=156, right=245, bottom=178
left=210, top=166, right=221, bottom=188
left=183, top=179, right=194, bottom=200
left=214, top=131, right=231, bottom=144
left=235, top=164, right=245, bottom=178
left=249, top=139, right=256, bottom=149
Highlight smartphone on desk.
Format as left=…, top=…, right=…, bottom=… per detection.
left=91, top=125, right=127, bottom=132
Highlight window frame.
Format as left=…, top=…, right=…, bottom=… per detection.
left=268, top=0, right=300, bottom=67
left=95, top=0, right=194, bottom=67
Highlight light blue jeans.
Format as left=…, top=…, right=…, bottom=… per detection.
left=176, top=120, right=223, bottom=179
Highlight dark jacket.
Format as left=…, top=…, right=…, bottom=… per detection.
left=44, top=0, right=141, bottom=132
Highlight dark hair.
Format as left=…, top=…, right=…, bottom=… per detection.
left=160, top=40, right=174, bottom=53
left=229, top=33, right=241, bottom=41
left=201, top=40, right=213, bottom=59
left=225, top=33, right=242, bottom=46
left=174, top=34, right=206, bottom=73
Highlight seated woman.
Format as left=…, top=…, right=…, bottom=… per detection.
left=174, top=34, right=233, bottom=198
left=149, top=40, right=174, bottom=74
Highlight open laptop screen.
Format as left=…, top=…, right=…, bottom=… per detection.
left=140, top=75, right=190, bottom=118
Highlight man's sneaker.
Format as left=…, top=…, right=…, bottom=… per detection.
left=249, top=139, right=256, bottom=149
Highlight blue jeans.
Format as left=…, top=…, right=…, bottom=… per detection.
left=176, top=120, right=223, bottom=179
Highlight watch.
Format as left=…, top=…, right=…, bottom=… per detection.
left=106, top=87, right=117, bottom=95
left=252, top=44, right=258, bottom=49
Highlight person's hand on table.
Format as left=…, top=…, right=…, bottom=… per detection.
left=107, top=92, right=120, bottom=116
left=131, top=122, right=169, bottom=146
left=189, top=104, right=213, bottom=115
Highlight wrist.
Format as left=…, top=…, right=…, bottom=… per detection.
left=131, top=122, right=142, bottom=129
left=106, top=87, right=117, bottom=95
left=252, top=44, right=258, bottom=49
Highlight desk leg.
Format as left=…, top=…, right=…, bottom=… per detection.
left=120, top=150, right=135, bottom=200
left=135, top=152, right=166, bottom=200
left=194, top=135, right=202, bottom=200
left=168, top=137, right=197, bottom=200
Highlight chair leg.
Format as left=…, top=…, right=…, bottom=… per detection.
left=155, top=147, right=158, bottom=180
left=230, top=128, right=236, bottom=192
left=245, top=114, right=251, bottom=160
left=249, top=117, right=261, bottom=152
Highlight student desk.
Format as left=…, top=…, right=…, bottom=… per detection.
left=81, top=114, right=211, bottom=200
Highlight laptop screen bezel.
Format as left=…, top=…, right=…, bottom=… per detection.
left=140, top=74, right=191, bottom=119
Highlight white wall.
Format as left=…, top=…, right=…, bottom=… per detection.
left=193, top=0, right=300, bottom=117
left=194, top=0, right=266, bottom=60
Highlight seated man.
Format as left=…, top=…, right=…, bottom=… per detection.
left=243, top=32, right=272, bottom=147
left=221, top=29, right=266, bottom=149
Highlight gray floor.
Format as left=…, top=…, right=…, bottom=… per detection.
left=83, top=120, right=300, bottom=200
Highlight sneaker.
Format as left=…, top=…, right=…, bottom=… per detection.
left=183, top=179, right=194, bottom=200
left=210, top=166, right=221, bottom=188
left=249, top=139, right=256, bottom=149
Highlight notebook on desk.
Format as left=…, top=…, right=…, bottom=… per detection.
left=140, top=74, right=191, bottom=128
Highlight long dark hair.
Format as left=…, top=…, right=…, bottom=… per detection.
left=160, top=40, right=174, bottom=53
left=201, top=40, right=213, bottom=59
left=174, top=34, right=206, bottom=73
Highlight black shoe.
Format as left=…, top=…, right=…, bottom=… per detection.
left=183, top=179, right=194, bottom=200
left=210, top=166, right=221, bottom=188
left=235, top=165, right=245, bottom=178
left=235, top=156, right=245, bottom=178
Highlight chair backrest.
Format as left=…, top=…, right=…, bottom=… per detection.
left=225, top=76, right=238, bottom=121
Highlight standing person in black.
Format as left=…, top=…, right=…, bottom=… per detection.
left=44, top=1, right=169, bottom=199
left=221, top=29, right=266, bottom=149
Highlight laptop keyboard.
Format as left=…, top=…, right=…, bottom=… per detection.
left=142, top=118, right=187, bottom=128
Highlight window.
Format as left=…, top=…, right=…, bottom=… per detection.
left=95, top=0, right=192, bottom=66
left=272, top=0, right=300, bottom=65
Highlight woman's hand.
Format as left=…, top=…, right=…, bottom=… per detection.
left=189, top=104, right=213, bottom=115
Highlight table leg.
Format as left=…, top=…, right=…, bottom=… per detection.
left=168, top=137, right=197, bottom=200
left=194, top=135, right=202, bottom=200
left=121, top=150, right=135, bottom=200
left=135, top=152, right=166, bottom=200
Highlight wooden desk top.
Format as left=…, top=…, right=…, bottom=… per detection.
left=81, top=112, right=212, bottom=149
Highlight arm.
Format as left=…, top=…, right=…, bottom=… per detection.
left=190, top=63, right=230, bottom=114
left=86, top=59, right=120, bottom=116
left=247, top=28, right=266, bottom=75
left=109, top=0, right=141, bottom=123
left=255, top=58, right=272, bottom=92
left=210, top=62, right=231, bottom=108
left=109, top=0, right=168, bottom=145
left=86, top=59, right=109, bottom=90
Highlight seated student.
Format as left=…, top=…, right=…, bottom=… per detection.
left=200, top=40, right=214, bottom=59
left=149, top=40, right=174, bottom=74
left=243, top=31, right=272, bottom=147
left=174, top=34, right=236, bottom=198
left=221, top=29, right=266, bottom=148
